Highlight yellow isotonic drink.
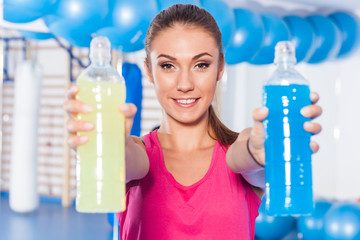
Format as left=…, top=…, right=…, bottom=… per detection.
left=76, top=77, right=126, bottom=213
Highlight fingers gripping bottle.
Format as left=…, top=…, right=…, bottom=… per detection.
left=76, top=37, right=126, bottom=212
left=263, top=41, right=314, bottom=216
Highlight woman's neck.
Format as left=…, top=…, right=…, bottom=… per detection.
left=157, top=112, right=215, bottom=152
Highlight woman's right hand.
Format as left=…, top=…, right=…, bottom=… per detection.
left=64, top=84, right=138, bottom=149
left=64, top=84, right=94, bottom=148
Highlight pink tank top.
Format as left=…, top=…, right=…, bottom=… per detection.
left=117, top=130, right=261, bottom=240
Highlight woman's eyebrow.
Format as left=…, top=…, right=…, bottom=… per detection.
left=157, top=52, right=213, bottom=60
left=193, top=52, right=213, bottom=60
left=157, top=54, right=176, bottom=60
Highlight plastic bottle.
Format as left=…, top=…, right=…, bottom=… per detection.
left=76, top=37, right=126, bottom=213
left=263, top=41, right=314, bottom=216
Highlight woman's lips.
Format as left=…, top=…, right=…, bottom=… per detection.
left=173, top=98, right=199, bottom=108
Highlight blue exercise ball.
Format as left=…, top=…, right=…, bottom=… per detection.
left=283, top=15, right=316, bottom=63
left=96, top=0, right=158, bottom=52
left=64, top=34, right=93, bottom=48
left=255, top=200, right=296, bottom=239
left=4, top=0, right=57, bottom=23
left=306, top=15, right=341, bottom=64
left=17, top=30, right=55, bottom=41
left=44, top=0, right=108, bottom=47
left=225, top=8, right=264, bottom=65
left=157, top=0, right=200, bottom=11
left=45, top=15, right=93, bottom=47
left=200, top=0, right=235, bottom=51
left=329, top=11, right=360, bottom=58
left=323, top=202, right=360, bottom=240
left=297, top=200, right=332, bottom=240
left=250, top=13, right=290, bottom=65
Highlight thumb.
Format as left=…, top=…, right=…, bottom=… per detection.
left=250, top=107, right=268, bottom=149
left=119, top=103, right=137, bottom=138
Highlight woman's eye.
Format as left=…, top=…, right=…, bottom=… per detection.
left=195, top=63, right=210, bottom=70
left=160, top=63, right=174, bottom=70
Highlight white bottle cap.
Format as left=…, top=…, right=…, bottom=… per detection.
left=90, top=36, right=111, bottom=62
left=274, top=41, right=297, bottom=64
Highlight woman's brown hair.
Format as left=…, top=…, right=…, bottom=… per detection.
left=145, top=4, right=238, bottom=146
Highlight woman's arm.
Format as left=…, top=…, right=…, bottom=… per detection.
left=119, top=103, right=150, bottom=182
left=227, top=128, right=265, bottom=177
left=226, top=106, right=268, bottom=198
left=226, top=127, right=266, bottom=198
left=125, top=136, right=149, bottom=183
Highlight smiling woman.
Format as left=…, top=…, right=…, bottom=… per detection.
left=116, top=5, right=265, bottom=239
left=64, top=4, right=323, bottom=240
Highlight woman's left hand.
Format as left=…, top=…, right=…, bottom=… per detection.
left=248, top=91, right=323, bottom=166
left=300, top=91, right=322, bottom=153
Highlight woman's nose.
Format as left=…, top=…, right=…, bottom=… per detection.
left=176, top=70, right=194, bottom=92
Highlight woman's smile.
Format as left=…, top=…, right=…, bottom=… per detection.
left=172, top=97, right=200, bottom=108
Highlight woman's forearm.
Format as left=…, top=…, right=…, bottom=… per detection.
left=125, top=136, right=150, bottom=183
left=226, top=128, right=265, bottom=189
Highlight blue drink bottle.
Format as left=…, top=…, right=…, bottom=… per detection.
left=263, top=41, right=314, bottom=216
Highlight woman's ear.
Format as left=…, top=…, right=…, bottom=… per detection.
left=217, top=53, right=225, bottom=81
left=144, top=58, right=154, bottom=84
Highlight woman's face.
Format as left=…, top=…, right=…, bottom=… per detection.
left=145, top=24, right=224, bottom=125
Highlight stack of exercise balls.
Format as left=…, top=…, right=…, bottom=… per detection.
left=255, top=200, right=296, bottom=239
left=255, top=199, right=360, bottom=239
left=297, top=201, right=333, bottom=239
left=4, top=0, right=360, bottom=64
left=225, top=9, right=360, bottom=64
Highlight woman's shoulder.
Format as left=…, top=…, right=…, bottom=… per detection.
left=130, top=135, right=146, bottom=151
left=130, top=130, right=158, bottom=150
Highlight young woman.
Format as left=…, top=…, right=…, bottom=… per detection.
left=65, top=4, right=322, bottom=240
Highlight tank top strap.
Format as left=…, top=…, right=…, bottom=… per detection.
left=143, top=130, right=156, bottom=151
left=143, top=130, right=161, bottom=172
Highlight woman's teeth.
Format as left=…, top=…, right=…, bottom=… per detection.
left=176, top=99, right=196, bottom=104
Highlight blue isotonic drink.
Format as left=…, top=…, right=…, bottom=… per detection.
left=263, top=84, right=313, bottom=216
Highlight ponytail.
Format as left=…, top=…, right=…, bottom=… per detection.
left=207, top=105, right=239, bottom=146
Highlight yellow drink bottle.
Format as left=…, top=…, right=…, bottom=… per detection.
left=75, top=37, right=126, bottom=213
